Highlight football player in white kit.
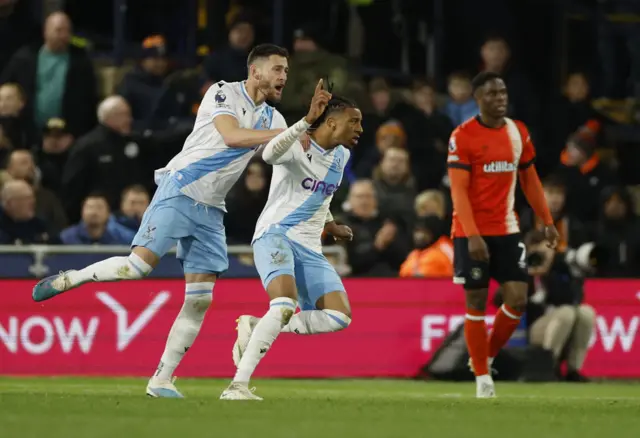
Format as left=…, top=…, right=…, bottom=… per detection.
left=32, top=44, right=305, bottom=398
left=220, top=80, right=363, bottom=400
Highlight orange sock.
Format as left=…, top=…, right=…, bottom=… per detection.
left=464, top=309, right=489, bottom=376
left=488, top=304, right=523, bottom=358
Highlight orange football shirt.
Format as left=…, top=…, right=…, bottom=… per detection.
left=447, top=116, right=535, bottom=237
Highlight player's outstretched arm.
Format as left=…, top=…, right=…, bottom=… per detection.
left=262, top=118, right=311, bottom=164
left=213, top=114, right=284, bottom=148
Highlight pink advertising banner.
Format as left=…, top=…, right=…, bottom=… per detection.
left=0, top=279, right=638, bottom=377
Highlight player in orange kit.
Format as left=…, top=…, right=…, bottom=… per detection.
left=447, top=71, right=559, bottom=398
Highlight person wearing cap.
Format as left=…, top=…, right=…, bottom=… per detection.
left=0, top=11, right=97, bottom=138
left=279, top=23, right=350, bottom=114
left=557, top=125, right=618, bottom=224
left=203, top=15, right=255, bottom=83
left=37, top=117, right=74, bottom=195
left=117, top=35, right=171, bottom=128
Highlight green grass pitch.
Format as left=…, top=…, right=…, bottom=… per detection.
left=1, top=377, right=640, bottom=438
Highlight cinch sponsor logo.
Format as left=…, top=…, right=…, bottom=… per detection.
left=301, top=178, right=338, bottom=196
left=483, top=161, right=517, bottom=173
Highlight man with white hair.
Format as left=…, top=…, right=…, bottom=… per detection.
left=61, top=95, right=146, bottom=223
left=1, top=11, right=97, bottom=137
left=0, top=179, right=59, bottom=244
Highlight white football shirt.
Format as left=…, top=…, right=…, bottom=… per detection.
left=254, top=121, right=350, bottom=253
left=155, top=80, right=287, bottom=211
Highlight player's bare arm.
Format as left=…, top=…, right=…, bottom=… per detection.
left=324, top=211, right=353, bottom=241
left=213, top=114, right=284, bottom=148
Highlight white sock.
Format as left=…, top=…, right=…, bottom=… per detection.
left=233, top=297, right=297, bottom=384
left=67, top=253, right=152, bottom=285
left=282, top=309, right=351, bottom=334
left=152, top=282, right=214, bottom=381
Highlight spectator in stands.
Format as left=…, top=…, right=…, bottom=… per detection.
left=5, top=149, right=66, bottom=233
left=279, top=24, right=351, bottom=115
left=0, top=82, right=30, bottom=151
left=225, top=159, right=270, bottom=244
left=414, top=189, right=447, bottom=219
left=443, top=71, right=479, bottom=126
left=0, top=11, right=97, bottom=138
left=203, top=15, right=255, bottom=83
left=340, top=179, right=411, bottom=276
left=479, top=35, right=538, bottom=127
left=399, top=215, right=453, bottom=278
left=520, top=174, right=590, bottom=252
left=353, top=118, right=407, bottom=179
left=60, top=193, right=135, bottom=245
left=592, top=186, right=640, bottom=277
left=62, top=96, right=149, bottom=223
left=546, top=73, right=598, bottom=177
left=0, top=0, right=40, bottom=72
left=0, top=179, right=59, bottom=244
left=372, top=147, right=416, bottom=226
left=407, top=80, right=454, bottom=190
left=117, top=35, right=171, bottom=130
left=37, top=117, right=73, bottom=196
left=557, top=129, right=617, bottom=224
left=113, top=184, right=150, bottom=232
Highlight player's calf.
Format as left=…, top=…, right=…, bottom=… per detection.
left=32, top=251, right=154, bottom=302
left=282, top=291, right=352, bottom=334
left=488, top=281, right=525, bottom=359
left=149, top=280, right=215, bottom=397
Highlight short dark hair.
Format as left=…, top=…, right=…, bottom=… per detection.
left=308, top=96, right=358, bottom=131
left=471, top=71, right=503, bottom=94
left=448, top=70, right=472, bottom=83
left=122, top=184, right=148, bottom=198
left=84, top=192, right=110, bottom=208
left=247, top=44, right=289, bottom=67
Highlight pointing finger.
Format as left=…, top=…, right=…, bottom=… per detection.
left=315, top=79, right=324, bottom=94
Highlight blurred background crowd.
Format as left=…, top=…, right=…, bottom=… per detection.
left=0, top=0, right=639, bottom=283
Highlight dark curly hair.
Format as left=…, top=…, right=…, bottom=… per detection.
left=308, top=95, right=358, bottom=131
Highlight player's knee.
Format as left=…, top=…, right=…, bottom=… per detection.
left=268, top=297, right=297, bottom=326
left=131, top=246, right=159, bottom=269
left=465, top=289, right=488, bottom=311
left=184, top=282, right=215, bottom=316
left=323, top=309, right=351, bottom=331
left=506, top=293, right=527, bottom=313
left=125, top=253, right=153, bottom=279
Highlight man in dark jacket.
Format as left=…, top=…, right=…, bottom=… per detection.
left=0, top=11, right=98, bottom=139
left=0, top=179, right=59, bottom=244
left=203, top=15, right=255, bottom=83
left=61, top=96, right=151, bottom=223
left=339, top=179, right=411, bottom=276
left=557, top=131, right=617, bottom=224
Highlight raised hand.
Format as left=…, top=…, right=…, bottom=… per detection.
left=305, top=79, right=332, bottom=125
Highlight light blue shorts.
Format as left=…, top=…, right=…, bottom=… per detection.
left=131, top=174, right=228, bottom=275
left=253, top=230, right=345, bottom=310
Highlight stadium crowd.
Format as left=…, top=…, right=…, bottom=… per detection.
left=0, top=4, right=639, bottom=284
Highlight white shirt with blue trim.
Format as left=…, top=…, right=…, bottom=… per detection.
left=254, top=119, right=350, bottom=253
left=155, top=80, right=286, bottom=211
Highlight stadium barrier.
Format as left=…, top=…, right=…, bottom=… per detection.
left=0, top=244, right=349, bottom=278
left=1, top=278, right=638, bottom=378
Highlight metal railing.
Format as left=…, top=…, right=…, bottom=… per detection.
left=0, top=244, right=349, bottom=278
